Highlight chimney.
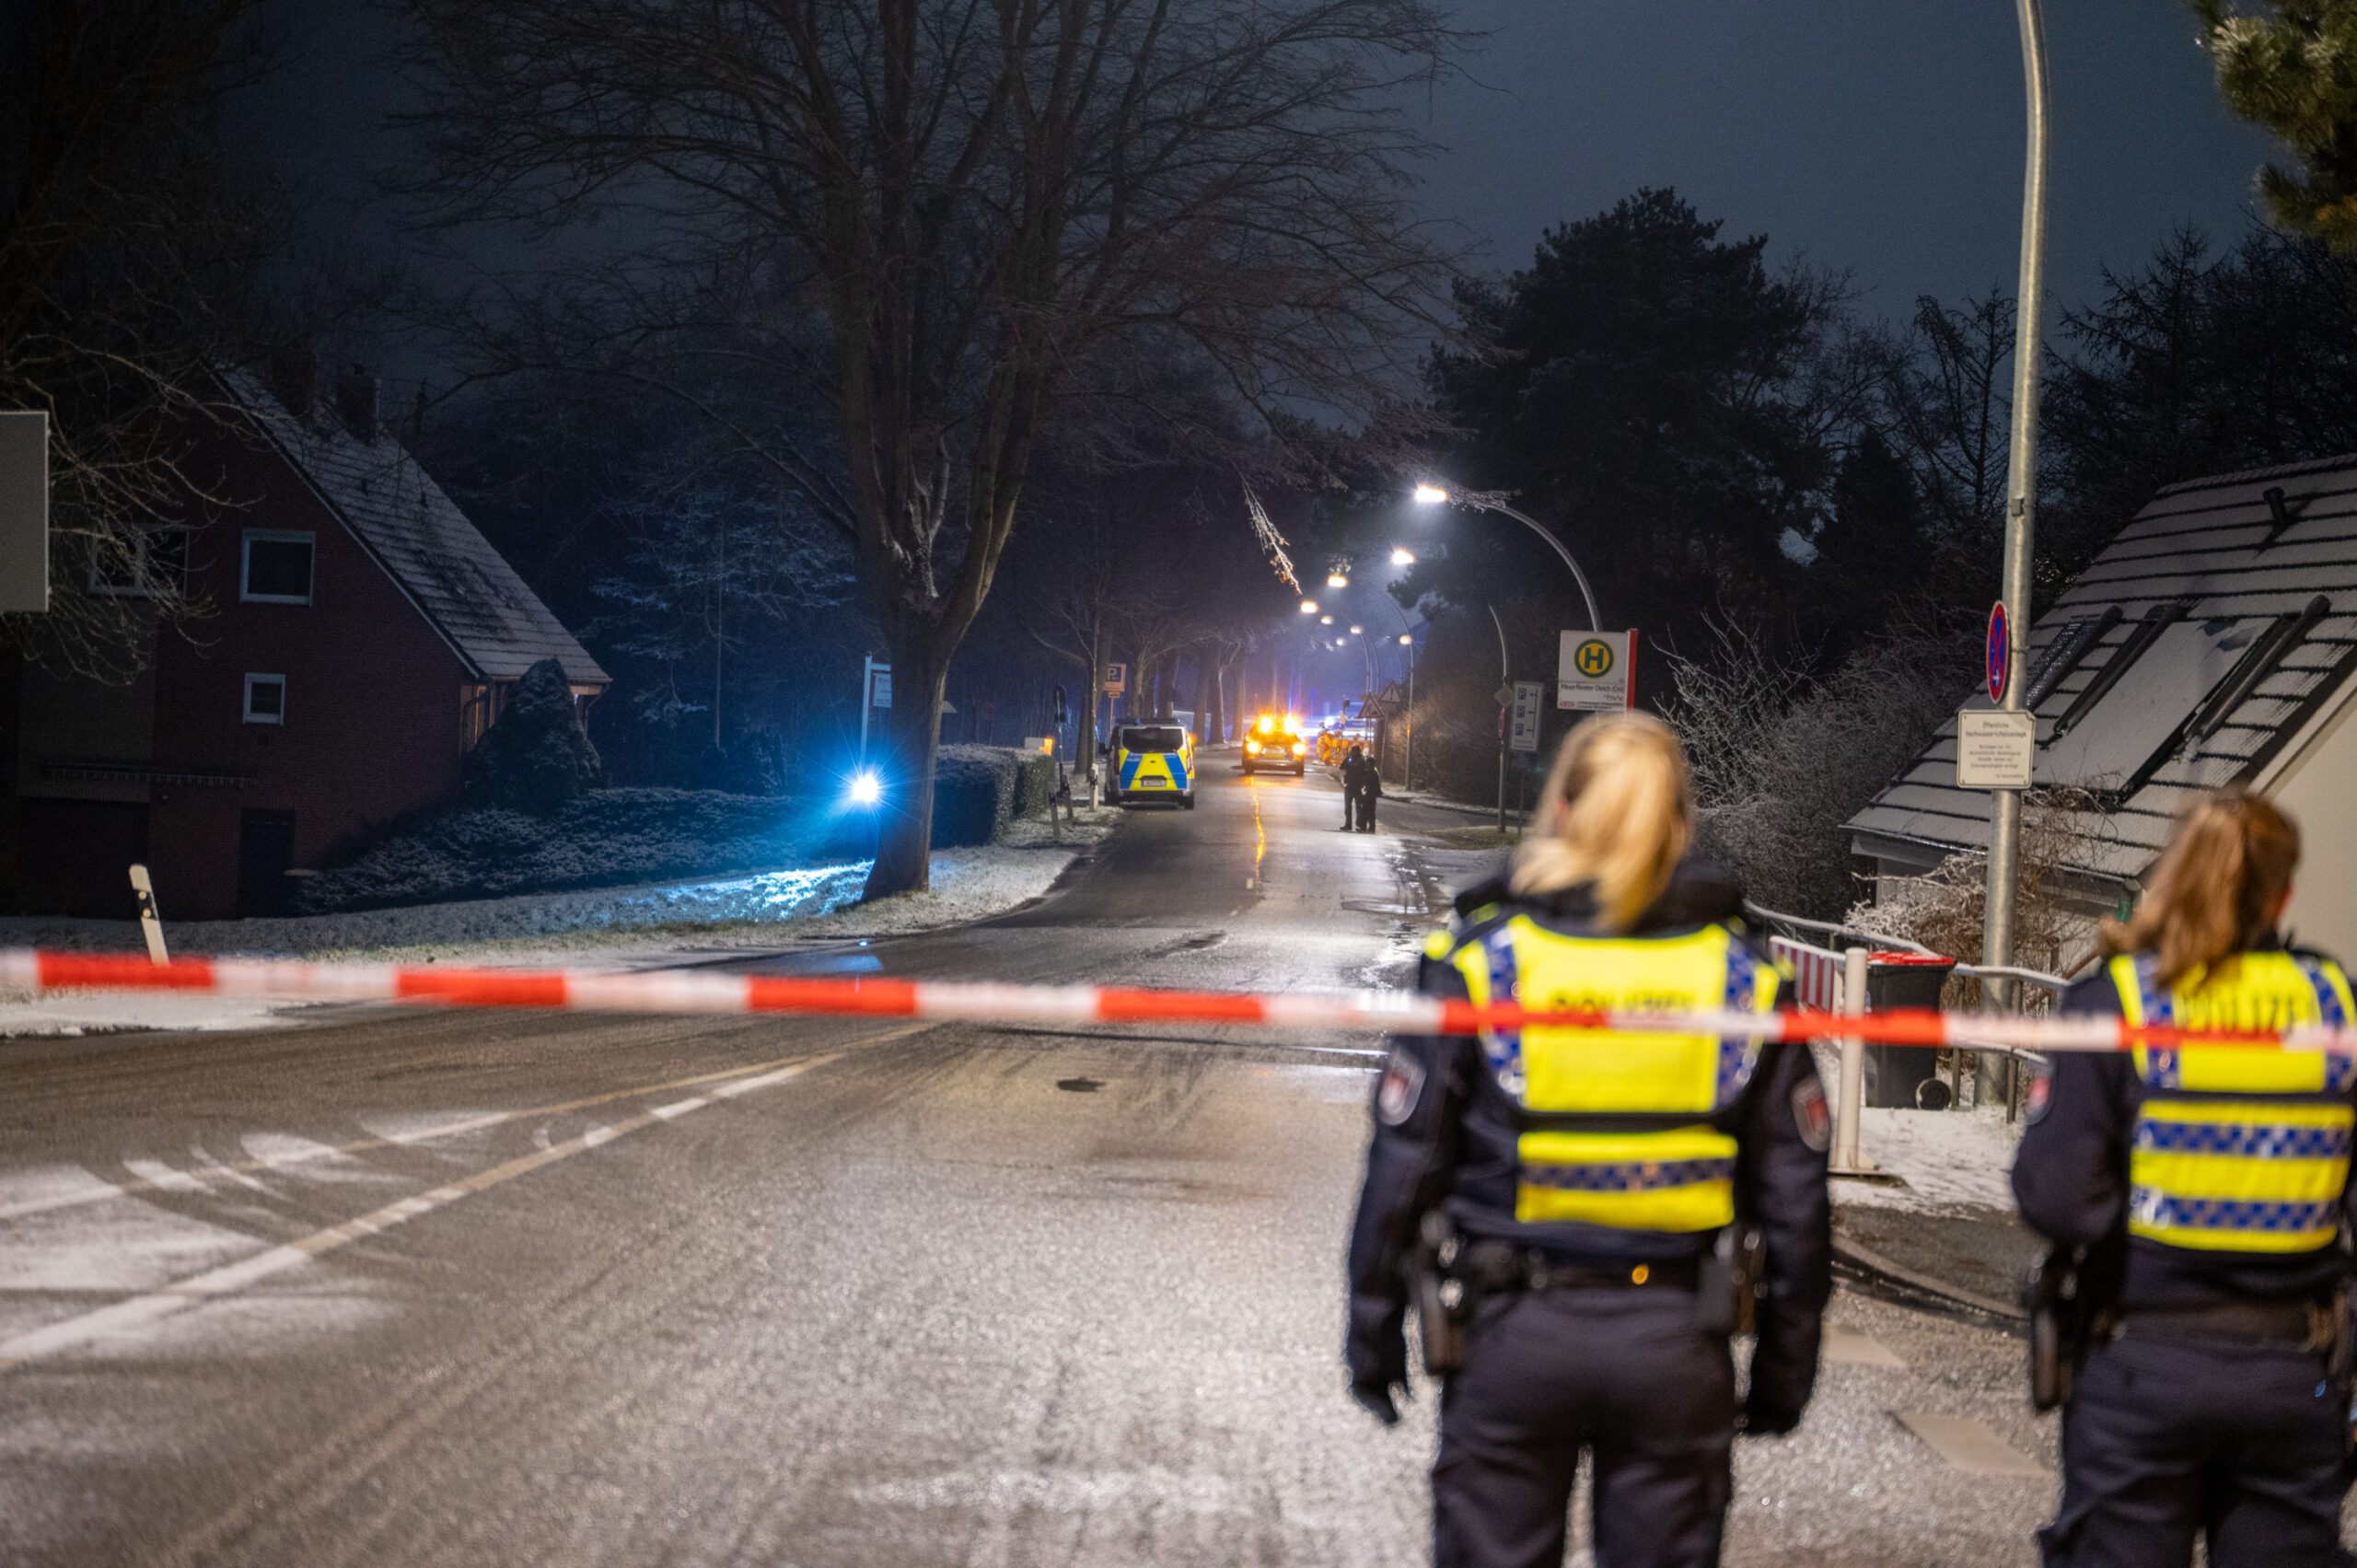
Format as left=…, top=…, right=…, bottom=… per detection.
left=336, top=366, right=379, bottom=442
left=268, top=346, right=318, bottom=421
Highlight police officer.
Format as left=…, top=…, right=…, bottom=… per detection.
left=1341, top=744, right=1370, bottom=830
left=2014, top=789, right=2357, bottom=1567
left=1354, top=750, right=1384, bottom=832
left=1345, top=712, right=1832, bottom=1568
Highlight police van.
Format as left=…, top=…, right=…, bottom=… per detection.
left=1109, top=724, right=1196, bottom=808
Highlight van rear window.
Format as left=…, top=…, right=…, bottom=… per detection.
left=1120, top=726, right=1187, bottom=752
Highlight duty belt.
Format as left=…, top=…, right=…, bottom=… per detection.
left=1457, top=1239, right=1700, bottom=1295
left=2119, top=1298, right=2331, bottom=1349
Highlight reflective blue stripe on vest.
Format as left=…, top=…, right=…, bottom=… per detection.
left=2131, top=1193, right=2343, bottom=1238
left=2134, top=1120, right=2352, bottom=1159
left=1518, top=1156, right=1737, bottom=1194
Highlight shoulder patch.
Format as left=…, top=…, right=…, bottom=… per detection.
left=1376, top=1046, right=1427, bottom=1127
left=2025, top=1057, right=2054, bottom=1125
left=1791, top=1077, right=1831, bottom=1153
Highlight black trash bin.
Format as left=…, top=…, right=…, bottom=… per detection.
left=1861, top=952, right=1958, bottom=1109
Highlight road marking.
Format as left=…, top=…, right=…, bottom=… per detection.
left=1824, top=1325, right=1908, bottom=1369
left=0, top=1027, right=920, bottom=1223
left=1892, top=1410, right=2048, bottom=1476
left=0, top=1051, right=843, bottom=1374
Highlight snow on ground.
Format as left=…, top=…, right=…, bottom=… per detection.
left=1838, top=1105, right=2024, bottom=1213
left=0, top=815, right=1119, bottom=1039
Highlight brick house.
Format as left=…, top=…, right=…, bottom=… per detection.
left=2, top=357, right=607, bottom=920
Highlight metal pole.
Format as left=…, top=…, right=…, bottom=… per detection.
left=1404, top=641, right=1415, bottom=794
left=1474, top=498, right=1602, bottom=633
left=1490, top=605, right=1509, bottom=832
left=1980, top=0, right=2049, bottom=1015
left=1831, top=944, right=1877, bottom=1176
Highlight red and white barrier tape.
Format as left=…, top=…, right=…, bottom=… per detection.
left=6, top=947, right=2350, bottom=1056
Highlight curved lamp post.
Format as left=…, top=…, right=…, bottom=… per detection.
left=1411, top=483, right=1602, bottom=633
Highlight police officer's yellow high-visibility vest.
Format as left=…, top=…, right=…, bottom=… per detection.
left=1446, top=918, right=1779, bottom=1231
left=2114, top=950, right=2357, bottom=1253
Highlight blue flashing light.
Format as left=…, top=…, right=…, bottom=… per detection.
left=848, top=770, right=883, bottom=807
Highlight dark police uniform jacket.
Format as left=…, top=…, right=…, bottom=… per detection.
left=2014, top=940, right=2357, bottom=1312
left=1345, top=859, right=1834, bottom=1427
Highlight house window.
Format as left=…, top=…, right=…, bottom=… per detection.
left=244, top=673, right=286, bottom=726
left=460, top=682, right=496, bottom=750
left=241, top=529, right=315, bottom=603
left=88, top=527, right=191, bottom=598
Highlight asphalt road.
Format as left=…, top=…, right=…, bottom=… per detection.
left=3, top=758, right=2076, bottom=1566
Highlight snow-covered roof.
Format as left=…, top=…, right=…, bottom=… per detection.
left=221, top=366, right=609, bottom=687
left=1846, top=455, right=2357, bottom=887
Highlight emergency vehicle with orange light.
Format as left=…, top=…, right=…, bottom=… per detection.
left=1240, top=714, right=1309, bottom=776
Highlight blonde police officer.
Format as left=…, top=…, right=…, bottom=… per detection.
left=1345, top=713, right=1832, bottom=1568
left=2014, top=790, right=2357, bottom=1567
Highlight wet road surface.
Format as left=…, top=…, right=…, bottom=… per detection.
left=1, top=761, right=2094, bottom=1565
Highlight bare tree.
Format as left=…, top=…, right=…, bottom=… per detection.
left=1876, top=290, right=2014, bottom=563
left=1666, top=610, right=1977, bottom=918
left=0, top=0, right=281, bottom=679
left=395, top=0, right=1461, bottom=897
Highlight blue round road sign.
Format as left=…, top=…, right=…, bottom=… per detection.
left=1986, top=602, right=2009, bottom=703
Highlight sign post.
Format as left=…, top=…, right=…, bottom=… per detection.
left=1557, top=631, right=1637, bottom=712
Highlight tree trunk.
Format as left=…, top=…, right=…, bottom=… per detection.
left=863, top=632, right=951, bottom=900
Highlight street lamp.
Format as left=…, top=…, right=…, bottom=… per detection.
left=1327, top=571, right=1349, bottom=589
left=1298, top=599, right=1318, bottom=615
left=1320, top=615, right=1333, bottom=625
left=1411, top=482, right=1602, bottom=633
left=1390, top=547, right=1416, bottom=566
left=1349, top=624, right=1363, bottom=635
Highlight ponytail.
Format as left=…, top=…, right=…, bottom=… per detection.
left=1509, top=712, right=1692, bottom=931
left=2101, top=788, right=2300, bottom=987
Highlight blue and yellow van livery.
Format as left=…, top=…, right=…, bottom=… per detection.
left=1110, top=725, right=1196, bottom=808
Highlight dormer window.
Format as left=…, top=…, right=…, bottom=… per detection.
left=241, top=529, right=314, bottom=604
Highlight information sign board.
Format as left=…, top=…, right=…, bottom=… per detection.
left=1557, top=630, right=1637, bottom=712
left=1103, top=662, right=1127, bottom=695
left=1956, top=709, right=2036, bottom=790
left=1509, top=681, right=1543, bottom=752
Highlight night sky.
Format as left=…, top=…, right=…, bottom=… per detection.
left=273, top=1, right=2282, bottom=359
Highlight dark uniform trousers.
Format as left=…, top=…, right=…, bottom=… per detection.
left=2041, top=1330, right=2346, bottom=1568
left=1435, top=1288, right=1735, bottom=1568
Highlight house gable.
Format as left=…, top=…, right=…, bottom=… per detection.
left=1847, top=455, right=2357, bottom=895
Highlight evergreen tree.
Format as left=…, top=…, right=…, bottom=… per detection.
left=2196, top=1, right=2357, bottom=253
left=465, top=658, right=602, bottom=814
left=1426, top=190, right=1839, bottom=656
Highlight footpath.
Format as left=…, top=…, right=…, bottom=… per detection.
left=1829, top=1103, right=2039, bottom=1327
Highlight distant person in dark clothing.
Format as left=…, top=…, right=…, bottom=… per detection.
left=1354, top=755, right=1382, bottom=831
left=1341, top=745, right=1370, bottom=830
